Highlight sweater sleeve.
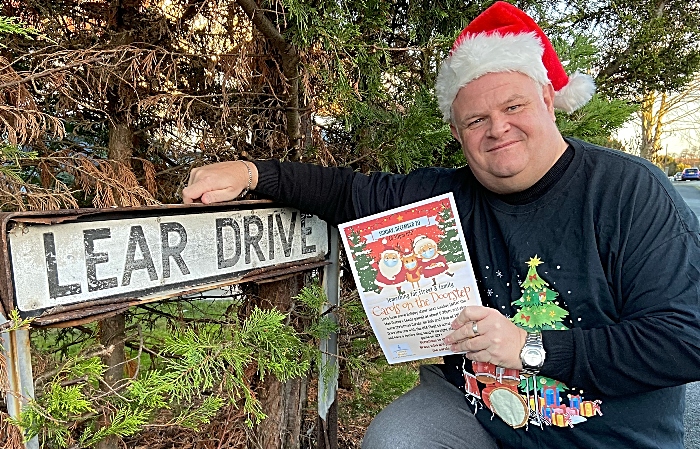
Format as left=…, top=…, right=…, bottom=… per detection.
left=540, top=169, right=700, bottom=397
left=253, top=159, right=463, bottom=224
left=253, top=159, right=359, bottom=224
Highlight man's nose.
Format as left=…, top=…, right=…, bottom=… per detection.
left=486, top=114, right=510, bottom=138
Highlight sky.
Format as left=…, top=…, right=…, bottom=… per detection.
left=614, top=120, right=690, bottom=157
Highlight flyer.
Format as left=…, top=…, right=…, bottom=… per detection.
left=338, top=192, right=482, bottom=364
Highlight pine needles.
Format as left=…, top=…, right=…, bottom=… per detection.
left=9, top=305, right=314, bottom=448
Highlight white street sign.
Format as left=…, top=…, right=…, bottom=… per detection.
left=8, top=207, right=328, bottom=312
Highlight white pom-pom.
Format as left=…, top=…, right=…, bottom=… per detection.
left=553, top=72, right=596, bottom=113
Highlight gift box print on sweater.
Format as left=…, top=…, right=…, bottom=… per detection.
left=464, top=256, right=603, bottom=429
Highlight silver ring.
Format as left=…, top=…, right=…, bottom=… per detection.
left=472, top=321, right=479, bottom=336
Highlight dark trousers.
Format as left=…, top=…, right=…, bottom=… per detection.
left=362, top=364, right=499, bottom=449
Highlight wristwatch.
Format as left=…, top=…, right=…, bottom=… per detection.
left=520, top=331, right=545, bottom=376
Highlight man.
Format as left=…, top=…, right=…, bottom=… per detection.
left=183, top=2, right=700, bottom=448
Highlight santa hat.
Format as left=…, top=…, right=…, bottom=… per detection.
left=381, top=243, right=400, bottom=255
left=435, top=1, right=595, bottom=122
left=412, top=235, right=436, bottom=251
left=399, top=246, right=414, bottom=257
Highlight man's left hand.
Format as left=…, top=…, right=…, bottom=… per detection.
left=444, top=306, right=527, bottom=369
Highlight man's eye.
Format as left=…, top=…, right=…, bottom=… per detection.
left=507, top=104, right=522, bottom=112
left=467, top=118, right=484, bottom=128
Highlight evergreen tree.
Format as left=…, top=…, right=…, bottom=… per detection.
left=347, top=229, right=380, bottom=294
left=436, top=204, right=465, bottom=263
left=511, top=255, right=568, bottom=391
left=511, top=256, right=568, bottom=331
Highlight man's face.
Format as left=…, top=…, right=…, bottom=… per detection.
left=450, top=72, right=567, bottom=194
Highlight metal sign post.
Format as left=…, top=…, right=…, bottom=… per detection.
left=1, top=313, right=38, bottom=449
left=318, top=227, right=340, bottom=449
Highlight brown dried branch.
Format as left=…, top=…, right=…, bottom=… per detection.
left=136, top=158, right=158, bottom=195
left=0, top=176, right=78, bottom=211
left=0, top=56, right=64, bottom=145
left=0, top=53, right=106, bottom=91
left=2, top=34, right=295, bottom=156
left=59, top=156, right=159, bottom=208
left=0, top=410, right=24, bottom=449
left=0, top=351, right=8, bottom=393
left=1, top=154, right=159, bottom=211
left=0, top=106, right=64, bottom=146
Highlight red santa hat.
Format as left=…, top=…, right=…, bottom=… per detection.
left=435, top=1, right=595, bottom=122
left=412, top=235, right=435, bottom=252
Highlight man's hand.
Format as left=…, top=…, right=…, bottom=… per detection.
left=182, top=161, right=258, bottom=204
left=444, top=306, right=527, bottom=369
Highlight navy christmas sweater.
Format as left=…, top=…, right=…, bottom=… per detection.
left=252, top=137, right=700, bottom=449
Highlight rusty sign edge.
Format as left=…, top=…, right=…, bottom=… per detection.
left=33, top=258, right=331, bottom=328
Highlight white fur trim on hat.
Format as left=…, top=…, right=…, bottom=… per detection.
left=435, top=32, right=548, bottom=122
left=553, top=71, right=596, bottom=113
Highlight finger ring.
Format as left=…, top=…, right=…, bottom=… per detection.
left=472, top=321, right=479, bottom=336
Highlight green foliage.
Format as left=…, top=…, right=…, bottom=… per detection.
left=126, top=371, right=171, bottom=409
left=295, top=284, right=340, bottom=340
left=552, top=34, right=599, bottom=75
left=345, top=361, right=419, bottom=417
left=367, top=363, right=419, bottom=408
left=295, top=283, right=327, bottom=311
left=550, top=32, right=639, bottom=145
left=78, top=408, right=150, bottom=447
left=173, top=396, right=225, bottom=431
left=0, top=145, right=38, bottom=182
left=0, top=16, right=36, bottom=43
left=9, top=356, right=101, bottom=445
left=343, top=89, right=461, bottom=173
left=154, top=327, right=237, bottom=401
left=317, top=352, right=340, bottom=397
left=309, top=315, right=340, bottom=340
left=123, top=307, right=310, bottom=429
left=342, top=296, right=368, bottom=327
left=545, top=1, right=700, bottom=97
left=1, top=309, right=33, bottom=333
left=60, top=356, right=103, bottom=386
left=556, top=95, right=638, bottom=146
left=11, top=358, right=99, bottom=446
left=241, top=307, right=311, bottom=382
left=16, top=301, right=318, bottom=447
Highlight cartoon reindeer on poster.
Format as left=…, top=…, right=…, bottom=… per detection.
left=397, top=244, right=423, bottom=289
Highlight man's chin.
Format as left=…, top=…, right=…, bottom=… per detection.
left=476, top=170, right=529, bottom=194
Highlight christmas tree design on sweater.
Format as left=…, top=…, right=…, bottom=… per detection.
left=512, top=256, right=568, bottom=331
left=469, top=256, right=603, bottom=430
left=512, top=256, right=568, bottom=395
left=512, top=256, right=602, bottom=428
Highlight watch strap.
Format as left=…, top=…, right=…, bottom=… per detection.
left=520, top=331, right=545, bottom=376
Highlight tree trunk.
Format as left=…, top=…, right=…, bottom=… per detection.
left=255, top=275, right=306, bottom=449
left=95, top=120, right=132, bottom=449
left=640, top=91, right=668, bottom=162
left=108, top=122, right=133, bottom=163
left=95, top=314, right=126, bottom=449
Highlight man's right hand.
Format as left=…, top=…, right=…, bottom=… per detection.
left=182, top=161, right=258, bottom=204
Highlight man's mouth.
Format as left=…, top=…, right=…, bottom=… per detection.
left=487, top=140, right=519, bottom=152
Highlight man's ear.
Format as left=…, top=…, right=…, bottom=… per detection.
left=450, top=124, right=462, bottom=144
left=542, top=84, right=557, bottom=121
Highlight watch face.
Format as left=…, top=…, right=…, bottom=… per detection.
left=523, top=348, right=544, bottom=367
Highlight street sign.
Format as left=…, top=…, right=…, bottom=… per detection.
left=0, top=202, right=328, bottom=322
